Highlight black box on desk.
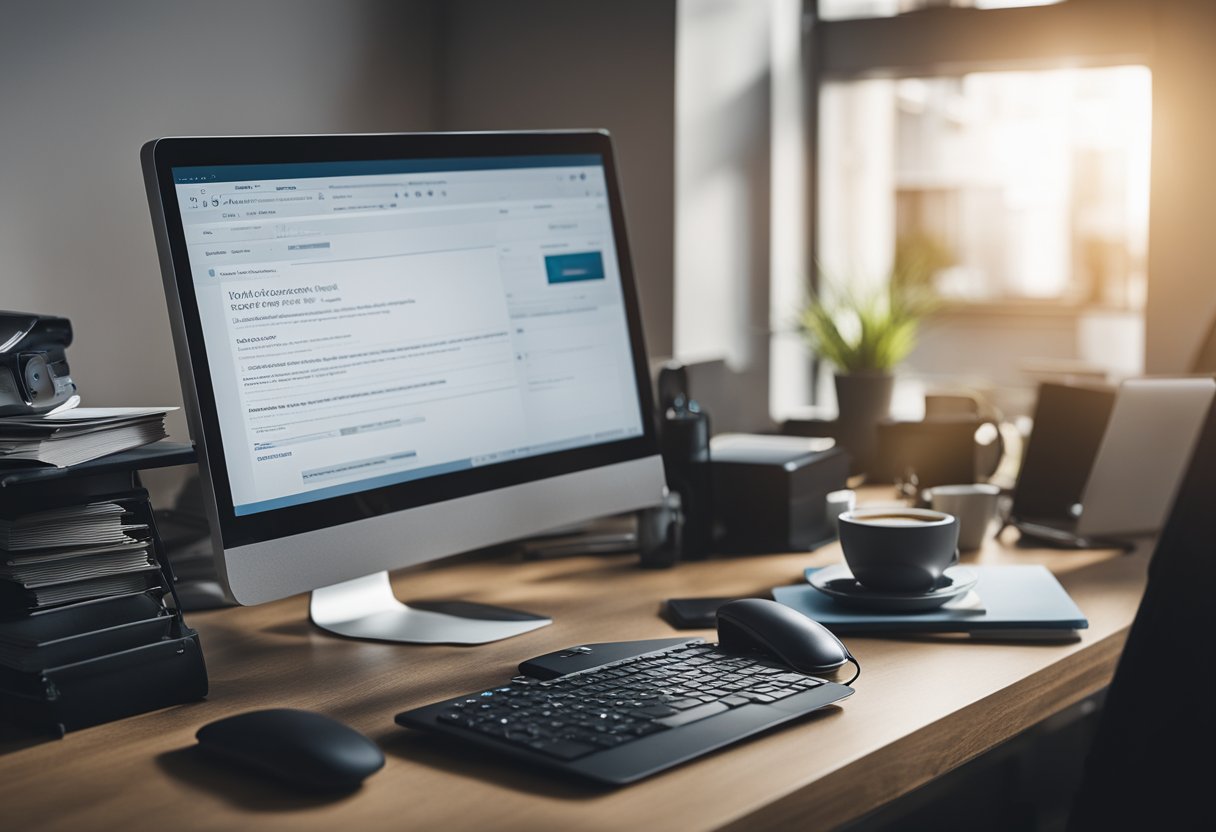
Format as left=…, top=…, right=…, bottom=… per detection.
left=710, top=434, right=850, bottom=553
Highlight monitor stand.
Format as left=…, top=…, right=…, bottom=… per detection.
left=309, top=571, right=552, bottom=644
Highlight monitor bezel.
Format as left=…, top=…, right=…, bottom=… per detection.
left=144, top=131, right=658, bottom=551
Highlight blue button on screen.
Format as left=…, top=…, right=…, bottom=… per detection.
left=545, top=251, right=605, bottom=284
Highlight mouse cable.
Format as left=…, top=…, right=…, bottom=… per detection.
left=843, top=655, right=861, bottom=687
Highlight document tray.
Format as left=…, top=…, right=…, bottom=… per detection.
left=0, top=627, right=208, bottom=735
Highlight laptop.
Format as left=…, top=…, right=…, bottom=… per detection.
left=1009, top=378, right=1216, bottom=547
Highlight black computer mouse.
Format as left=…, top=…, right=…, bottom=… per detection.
left=195, top=708, right=385, bottom=791
left=717, top=598, right=852, bottom=675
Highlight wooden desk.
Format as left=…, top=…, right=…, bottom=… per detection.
left=1, top=518, right=1149, bottom=832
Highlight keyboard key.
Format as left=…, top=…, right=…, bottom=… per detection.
left=529, top=739, right=598, bottom=760
left=668, top=698, right=704, bottom=710
left=765, top=688, right=801, bottom=700
left=630, top=722, right=667, bottom=737
left=588, top=734, right=631, bottom=748
left=631, top=705, right=678, bottom=718
left=656, top=701, right=731, bottom=727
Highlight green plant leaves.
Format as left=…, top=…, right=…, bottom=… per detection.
left=798, top=235, right=945, bottom=372
left=799, top=280, right=933, bottom=373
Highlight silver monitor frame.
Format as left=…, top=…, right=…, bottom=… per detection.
left=142, top=132, right=665, bottom=643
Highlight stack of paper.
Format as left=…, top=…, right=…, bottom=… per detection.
left=0, top=547, right=156, bottom=585
left=0, top=499, right=158, bottom=610
left=0, top=407, right=175, bottom=468
left=0, top=501, right=135, bottom=548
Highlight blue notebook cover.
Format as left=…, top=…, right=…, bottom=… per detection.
left=772, top=565, right=1088, bottom=634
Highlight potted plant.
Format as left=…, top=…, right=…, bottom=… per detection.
left=798, top=238, right=943, bottom=471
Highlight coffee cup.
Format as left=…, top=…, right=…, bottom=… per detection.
left=837, top=507, right=960, bottom=594
left=926, top=483, right=1000, bottom=551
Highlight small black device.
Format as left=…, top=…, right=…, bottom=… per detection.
left=196, top=708, right=385, bottom=791
left=710, top=436, right=849, bottom=553
left=517, top=637, right=692, bottom=679
left=663, top=596, right=737, bottom=629
left=656, top=360, right=690, bottom=414
left=635, top=490, right=683, bottom=569
left=395, top=602, right=855, bottom=785
left=0, top=311, right=78, bottom=416
left=659, top=399, right=713, bottom=559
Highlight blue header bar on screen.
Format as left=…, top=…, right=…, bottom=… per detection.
left=172, top=154, right=604, bottom=183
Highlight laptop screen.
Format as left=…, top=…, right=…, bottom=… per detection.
left=1011, top=382, right=1115, bottom=523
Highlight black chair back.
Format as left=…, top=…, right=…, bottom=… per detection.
left=1069, top=397, right=1216, bottom=828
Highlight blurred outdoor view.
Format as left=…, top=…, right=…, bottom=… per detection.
left=818, top=65, right=1152, bottom=309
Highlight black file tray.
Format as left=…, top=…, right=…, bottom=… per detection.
left=0, top=612, right=174, bottom=672
left=0, top=624, right=208, bottom=736
left=0, top=443, right=208, bottom=736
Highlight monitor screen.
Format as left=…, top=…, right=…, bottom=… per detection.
left=169, top=155, right=646, bottom=518
left=146, top=133, right=662, bottom=609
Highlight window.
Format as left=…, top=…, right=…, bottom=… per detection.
left=775, top=0, right=1157, bottom=421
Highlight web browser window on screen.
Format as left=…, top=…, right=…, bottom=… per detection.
left=172, top=156, right=644, bottom=516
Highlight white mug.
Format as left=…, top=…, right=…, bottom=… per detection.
left=926, top=483, right=1001, bottom=551
left=825, top=489, right=856, bottom=529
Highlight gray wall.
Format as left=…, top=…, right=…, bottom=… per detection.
left=0, top=0, right=435, bottom=500
left=436, top=0, right=677, bottom=358
left=0, top=2, right=680, bottom=485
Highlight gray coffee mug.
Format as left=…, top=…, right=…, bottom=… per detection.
left=838, top=507, right=960, bottom=593
left=927, top=483, right=1000, bottom=551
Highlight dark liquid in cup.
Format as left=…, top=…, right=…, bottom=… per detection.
left=852, top=514, right=941, bottom=526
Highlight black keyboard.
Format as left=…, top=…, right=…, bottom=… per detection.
left=395, top=639, right=854, bottom=785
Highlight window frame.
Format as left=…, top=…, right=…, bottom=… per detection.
left=801, top=0, right=1156, bottom=401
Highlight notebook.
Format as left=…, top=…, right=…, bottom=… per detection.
left=772, top=565, right=1088, bottom=638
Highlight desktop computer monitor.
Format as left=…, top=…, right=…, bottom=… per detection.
left=141, top=132, right=665, bottom=643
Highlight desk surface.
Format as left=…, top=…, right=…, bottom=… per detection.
left=1, top=505, right=1149, bottom=832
